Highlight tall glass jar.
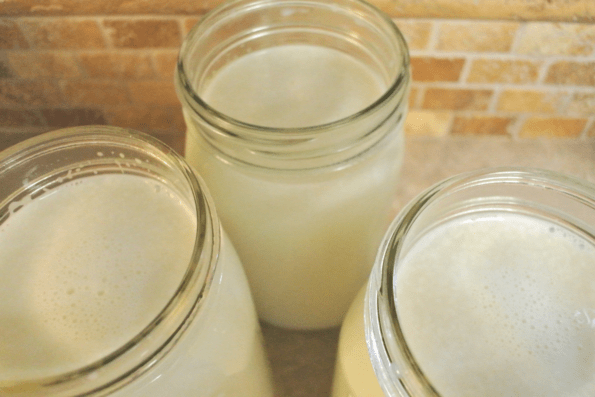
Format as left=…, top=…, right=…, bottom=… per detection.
left=0, top=126, right=273, bottom=397
left=333, top=168, right=595, bottom=396
left=175, top=0, right=410, bottom=329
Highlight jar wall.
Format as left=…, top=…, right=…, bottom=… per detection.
left=0, top=127, right=274, bottom=397
left=184, top=118, right=404, bottom=329
left=177, top=0, right=410, bottom=329
left=114, top=231, right=274, bottom=397
left=365, top=168, right=595, bottom=397
left=331, top=285, right=384, bottom=397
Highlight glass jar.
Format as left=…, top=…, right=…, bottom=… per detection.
left=175, top=0, right=410, bottom=329
left=333, top=168, right=595, bottom=397
left=0, top=126, right=274, bottom=397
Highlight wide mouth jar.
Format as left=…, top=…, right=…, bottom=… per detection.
left=0, top=126, right=218, bottom=396
left=366, top=168, right=595, bottom=397
left=175, top=0, right=410, bottom=169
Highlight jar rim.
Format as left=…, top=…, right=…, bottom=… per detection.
left=0, top=126, right=219, bottom=396
left=175, top=0, right=410, bottom=137
left=365, top=167, right=595, bottom=397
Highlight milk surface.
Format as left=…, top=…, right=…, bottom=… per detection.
left=202, top=44, right=385, bottom=128
left=0, top=174, right=195, bottom=381
left=396, top=212, right=595, bottom=396
left=0, top=173, right=274, bottom=396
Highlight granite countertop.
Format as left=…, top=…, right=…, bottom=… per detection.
left=261, top=135, right=595, bottom=397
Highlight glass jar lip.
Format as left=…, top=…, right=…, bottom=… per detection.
left=0, top=126, right=219, bottom=396
left=365, top=167, right=595, bottom=397
left=175, top=0, right=411, bottom=138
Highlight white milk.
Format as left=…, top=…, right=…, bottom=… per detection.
left=201, top=44, right=385, bottom=128
left=396, top=212, right=595, bottom=397
left=186, top=44, right=404, bottom=329
left=332, top=212, right=595, bottom=397
left=0, top=174, right=273, bottom=396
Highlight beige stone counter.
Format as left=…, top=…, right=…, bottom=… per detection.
left=261, top=135, right=595, bottom=397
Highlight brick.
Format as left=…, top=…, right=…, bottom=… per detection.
left=404, top=110, right=451, bottom=136
left=18, top=19, right=105, bottom=49
left=0, top=19, right=29, bottom=49
left=153, top=50, right=178, bottom=80
left=0, top=1, right=211, bottom=16
left=451, top=115, right=513, bottom=136
left=516, top=22, right=595, bottom=56
left=410, top=57, right=465, bottom=82
left=408, top=86, right=418, bottom=108
left=8, top=52, right=81, bottom=79
left=0, top=80, right=62, bottom=106
left=41, top=108, right=106, bottom=128
left=0, top=56, right=13, bottom=79
left=104, top=105, right=185, bottom=133
left=393, top=20, right=432, bottom=50
left=104, top=19, right=181, bottom=48
left=422, top=88, right=492, bottom=111
left=78, top=52, right=154, bottom=79
left=566, top=93, right=595, bottom=116
left=497, top=89, right=568, bottom=113
left=467, top=59, right=541, bottom=84
left=60, top=80, right=130, bottom=106
left=128, top=81, right=179, bottom=105
left=518, top=117, right=587, bottom=138
left=437, top=21, right=518, bottom=52
left=0, top=109, right=44, bottom=127
left=1, top=0, right=594, bottom=23
left=107, top=1, right=210, bottom=15
left=545, top=62, right=595, bottom=86
left=375, top=0, right=595, bottom=23
left=183, top=17, right=201, bottom=36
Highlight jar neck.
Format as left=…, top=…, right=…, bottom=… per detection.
left=175, top=0, right=410, bottom=170
left=0, top=127, right=220, bottom=396
left=365, top=168, right=595, bottom=397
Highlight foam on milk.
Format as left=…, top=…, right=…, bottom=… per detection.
left=202, top=44, right=385, bottom=128
left=396, top=212, right=595, bottom=396
left=0, top=174, right=196, bottom=381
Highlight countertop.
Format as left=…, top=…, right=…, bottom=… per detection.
left=261, top=135, right=595, bottom=397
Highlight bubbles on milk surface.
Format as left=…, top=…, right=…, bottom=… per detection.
left=202, top=44, right=385, bottom=128
left=0, top=174, right=196, bottom=380
left=395, top=212, right=595, bottom=397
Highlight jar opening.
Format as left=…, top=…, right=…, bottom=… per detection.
left=0, top=126, right=219, bottom=396
left=175, top=0, right=410, bottom=169
left=366, top=168, right=595, bottom=397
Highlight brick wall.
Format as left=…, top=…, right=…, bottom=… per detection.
left=0, top=0, right=594, bottom=153
left=401, top=19, right=595, bottom=138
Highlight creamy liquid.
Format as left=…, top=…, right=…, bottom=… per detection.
left=186, top=44, right=403, bottom=329
left=396, top=212, right=595, bottom=396
left=120, top=230, right=274, bottom=397
left=185, top=120, right=403, bottom=328
left=0, top=174, right=195, bottom=381
left=0, top=173, right=274, bottom=396
left=202, top=44, right=384, bottom=128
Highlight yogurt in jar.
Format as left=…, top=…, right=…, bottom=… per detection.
left=395, top=212, right=595, bottom=397
left=333, top=210, right=595, bottom=396
left=185, top=43, right=405, bottom=329
left=0, top=173, right=273, bottom=396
